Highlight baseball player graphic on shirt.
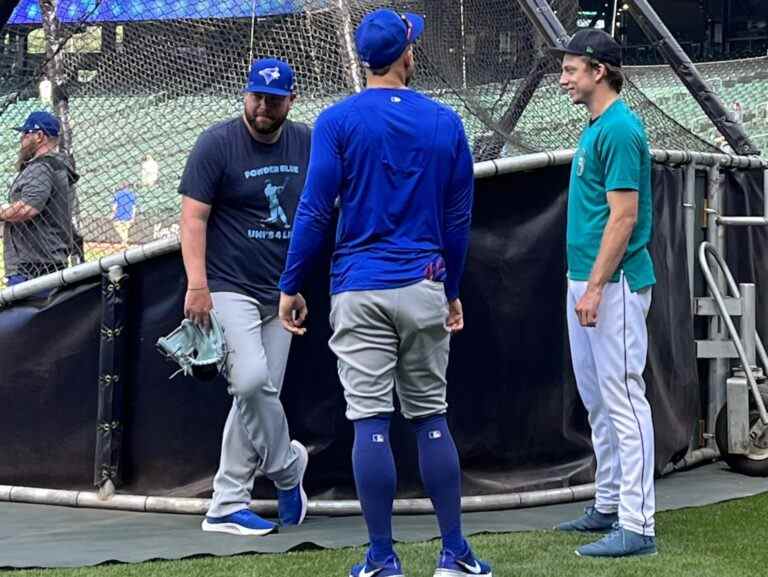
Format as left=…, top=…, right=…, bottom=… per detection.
left=262, top=178, right=290, bottom=229
left=179, top=57, right=310, bottom=538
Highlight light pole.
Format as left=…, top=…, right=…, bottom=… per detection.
left=610, top=0, right=619, bottom=36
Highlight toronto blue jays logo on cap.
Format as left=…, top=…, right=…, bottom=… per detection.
left=244, top=57, right=295, bottom=97
left=258, top=66, right=281, bottom=85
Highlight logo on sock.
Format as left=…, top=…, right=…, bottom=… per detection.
left=372, top=434, right=385, bottom=443
left=428, top=430, right=442, bottom=440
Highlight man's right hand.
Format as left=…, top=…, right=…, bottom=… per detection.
left=446, top=298, right=464, bottom=333
left=184, top=287, right=213, bottom=330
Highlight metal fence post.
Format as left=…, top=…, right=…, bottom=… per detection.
left=706, top=164, right=729, bottom=445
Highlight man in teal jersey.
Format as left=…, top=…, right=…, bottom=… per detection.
left=551, top=29, right=657, bottom=558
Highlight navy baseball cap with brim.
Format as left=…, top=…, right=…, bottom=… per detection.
left=243, top=58, right=295, bottom=97
left=550, top=28, right=622, bottom=67
left=13, top=110, right=60, bottom=137
left=355, top=9, right=425, bottom=70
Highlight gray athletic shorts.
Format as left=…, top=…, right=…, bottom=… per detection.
left=329, top=280, right=451, bottom=421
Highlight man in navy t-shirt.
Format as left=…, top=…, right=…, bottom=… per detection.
left=178, top=57, right=310, bottom=537
left=278, top=10, right=492, bottom=577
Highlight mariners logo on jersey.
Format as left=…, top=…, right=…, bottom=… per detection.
left=258, top=66, right=281, bottom=85
left=576, top=149, right=586, bottom=177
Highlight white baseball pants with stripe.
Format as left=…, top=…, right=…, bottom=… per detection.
left=567, top=275, right=656, bottom=536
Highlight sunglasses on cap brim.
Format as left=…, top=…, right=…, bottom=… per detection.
left=399, top=13, right=414, bottom=42
left=21, top=129, right=50, bottom=136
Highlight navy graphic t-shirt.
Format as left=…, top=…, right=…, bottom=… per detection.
left=179, top=117, right=311, bottom=306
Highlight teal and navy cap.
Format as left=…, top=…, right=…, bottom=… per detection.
left=550, top=28, right=622, bottom=67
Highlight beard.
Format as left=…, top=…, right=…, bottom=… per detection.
left=244, top=110, right=289, bottom=136
left=16, top=140, right=39, bottom=172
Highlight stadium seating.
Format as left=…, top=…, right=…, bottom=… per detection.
left=624, top=58, right=768, bottom=146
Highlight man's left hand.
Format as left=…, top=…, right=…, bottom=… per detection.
left=575, top=285, right=602, bottom=327
left=0, top=201, right=38, bottom=223
left=279, top=292, right=308, bottom=335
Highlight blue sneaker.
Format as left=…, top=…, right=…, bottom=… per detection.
left=434, top=546, right=492, bottom=577
left=349, top=552, right=404, bottom=577
left=576, top=527, right=657, bottom=557
left=201, top=508, right=277, bottom=536
left=556, top=505, right=618, bottom=533
left=277, top=440, right=309, bottom=526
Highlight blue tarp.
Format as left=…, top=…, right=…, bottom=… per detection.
left=8, top=0, right=299, bottom=25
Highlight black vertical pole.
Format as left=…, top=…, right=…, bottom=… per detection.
left=515, top=0, right=570, bottom=49
left=471, top=0, right=573, bottom=157
left=40, top=0, right=73, bottom=158
left=626, top=0, right=759, bottom=155
left=39, top=0, right=84, bottom=262
left=94, top=266, right=128, bottom=496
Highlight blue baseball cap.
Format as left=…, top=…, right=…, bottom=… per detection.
left=13, top=111, right=60, bottom=137
left=243, top=58, right=295, bottom=97
left=355, top=9, right=425, bottom=70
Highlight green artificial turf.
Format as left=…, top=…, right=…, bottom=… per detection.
left=5, top=491, right=767, bottom=577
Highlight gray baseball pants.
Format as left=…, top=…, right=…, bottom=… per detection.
left=207, top=291, right=300, bottom=518
left=329, top=280, right=451, bottom=420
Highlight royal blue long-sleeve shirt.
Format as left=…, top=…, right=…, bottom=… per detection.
left=279, top=87, right=474, bottom=301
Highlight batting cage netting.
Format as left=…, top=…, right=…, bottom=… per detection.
left=0, top=0, right=761, bottom=288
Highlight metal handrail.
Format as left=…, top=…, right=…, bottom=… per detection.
left=716, top=168, right=768, bottom=227
left=0, top=236, right=180, bottom=307
left=0, top=481, right=597, bottom=516
left=0, top=447, right=720, bottom=516
left=2, top=149, right=765, bottom=309
left=698, top=241, right=768, bottom=425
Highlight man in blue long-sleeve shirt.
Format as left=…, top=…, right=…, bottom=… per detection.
left=278, top=9, right=491, bottom=577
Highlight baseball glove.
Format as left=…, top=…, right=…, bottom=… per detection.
left=156, top=311, right=228, bottom=381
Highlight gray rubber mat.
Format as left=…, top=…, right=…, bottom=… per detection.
left=2, top=462, right=767, bottom=568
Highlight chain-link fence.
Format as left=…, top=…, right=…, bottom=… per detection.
left=0, top=0, right=756, bottom=288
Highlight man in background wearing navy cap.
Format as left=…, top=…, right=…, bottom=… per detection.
left=552, top=29, right=657, bottom=558
left=278, top=9, right=492, bottom=577
left=2, top=110, right=78, bottom=286
left=179, top=57, right=310, bottom=536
